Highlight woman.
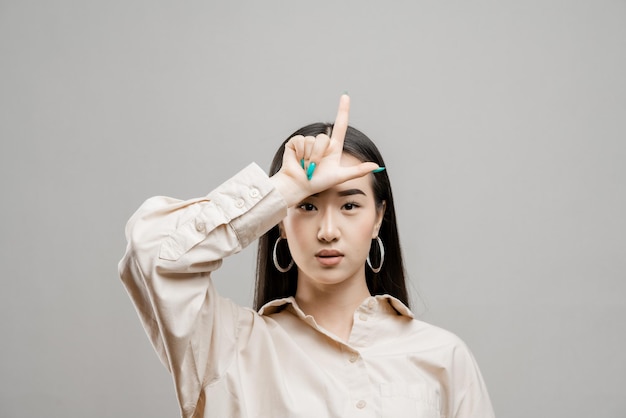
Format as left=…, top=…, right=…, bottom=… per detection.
left=119, top=95, right=495, bottom=417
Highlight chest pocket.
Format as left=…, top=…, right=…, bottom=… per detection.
left=380, top=382, right=442, bottom=418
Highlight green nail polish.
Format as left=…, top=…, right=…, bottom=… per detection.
left=300, top=159, right=305, bottom=169
left=342, top=90, right=349, bottom=96
left=306, top=162, right=316, bottom=180
left=372, top=167, right=386, bottom=173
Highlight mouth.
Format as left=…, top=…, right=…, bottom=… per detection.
left=315, top=249, right=344, bottom=267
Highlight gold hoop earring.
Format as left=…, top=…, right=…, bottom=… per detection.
left=273, top=237, right=294, bottom=273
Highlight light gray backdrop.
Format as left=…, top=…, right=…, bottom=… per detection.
left=1, top=1, right=624, bottom=417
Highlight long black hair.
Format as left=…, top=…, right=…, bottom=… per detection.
left=254, top=123, right=408, bottom=310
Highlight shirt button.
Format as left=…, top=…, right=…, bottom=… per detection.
left=356, top=400, right=366, bottom=409
left=349, top=353, right=358, bottom=363
left=195, top=222, right=205, bottom=232
left=359, top=313, right=368, bottom=321
left=235, top=198, right=245, bottom=208
left=249, top=188, right=260, bottom=198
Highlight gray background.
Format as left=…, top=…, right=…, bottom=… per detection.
left=1, top=1, right=624, bottom=417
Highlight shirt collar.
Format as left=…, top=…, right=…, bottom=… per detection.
left=259, top=294, right=414, bottom=319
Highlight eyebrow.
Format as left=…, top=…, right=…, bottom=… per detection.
left=311, top=188, right=367, bottom=198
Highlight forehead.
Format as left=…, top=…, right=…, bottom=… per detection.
left=340, top=153, right=362, bottom=168
left=314, top=153, right=374, bottom=198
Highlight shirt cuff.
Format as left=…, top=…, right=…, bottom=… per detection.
left=209, top=162, right=288, bottom=248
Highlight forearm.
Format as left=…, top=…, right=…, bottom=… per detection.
left=119, top=162, right=287, bottom=383
left=125, top=163, right=287, bottom=272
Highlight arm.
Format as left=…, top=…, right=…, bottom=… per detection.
left=451, top=343, right=496, bottom=418
left=119, top=163, right=287, bottom=415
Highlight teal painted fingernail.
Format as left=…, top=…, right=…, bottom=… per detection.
left=342, top=90, right=349, bottom=96
left=306, top=162, right=316, bottom=180
left=300, top=159, right=305, bottom=169
left=372, top=167, right=386, bottom=173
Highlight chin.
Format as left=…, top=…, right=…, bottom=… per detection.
left=298, top=266, right=362, bottom=286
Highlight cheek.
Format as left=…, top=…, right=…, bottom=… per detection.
left=282, top=212, right=301, bottom=235
left=282, top=215, right=309, bottom=252
left=354, top=222, right=375, bottom=241
left=360, top=211, right=380, bottom=236
left=350, top=215, right=380, bottom=251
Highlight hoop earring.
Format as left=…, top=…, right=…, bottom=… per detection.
left=366, top=237, right=385, bottom=274
left=273, top=237, right=294, bottom=273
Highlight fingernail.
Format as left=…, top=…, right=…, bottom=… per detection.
left=306, top=162, right=316, bottom=180
left=372, top=167, right=386, bottom=173
left=300, top=159, right=305, bottom=169
left=342, top=90, right=349, bottom=96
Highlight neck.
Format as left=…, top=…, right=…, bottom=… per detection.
left=294, top=269, right=370, bottom=342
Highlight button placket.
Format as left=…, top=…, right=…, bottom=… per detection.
left=350, top=308, right=373, bottom=347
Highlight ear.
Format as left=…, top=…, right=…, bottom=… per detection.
left=372, top=201, right=387, bottom=238
left=278, top=221, right=286, bottom=239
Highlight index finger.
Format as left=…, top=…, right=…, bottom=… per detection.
left=331, top=94, right=350, bottom=146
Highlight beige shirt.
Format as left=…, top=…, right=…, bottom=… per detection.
left=119, top=163, right=495, bottom=418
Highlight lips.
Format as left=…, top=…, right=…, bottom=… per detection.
left=315, top=249, right=344, bottom=266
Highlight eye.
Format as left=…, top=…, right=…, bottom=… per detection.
left=298, top=203, right=317, bottom=212
left=342, top=202, right=360, bottom=211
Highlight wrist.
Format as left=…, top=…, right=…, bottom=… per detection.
left=269, top=172, right=306, bottom=208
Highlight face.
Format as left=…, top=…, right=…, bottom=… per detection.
left=281, top=153, right=385, bottom=288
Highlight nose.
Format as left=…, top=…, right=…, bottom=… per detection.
left=317, top=209, right=340, bottom=242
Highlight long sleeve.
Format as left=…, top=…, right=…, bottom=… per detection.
left=118, top=163, right=287, bottom=417
left=451, top=342, right=495, bottom=418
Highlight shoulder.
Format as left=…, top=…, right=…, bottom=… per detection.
left=386, top=316, right=478, bottom=366
left=409, top=317, right=464, bottom=342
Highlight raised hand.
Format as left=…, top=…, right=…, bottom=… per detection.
left=270, top=94, right=381, bottom=208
